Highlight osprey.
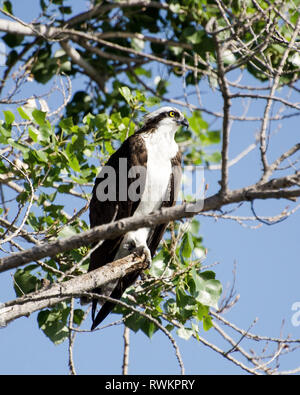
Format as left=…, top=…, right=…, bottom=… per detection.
left=86, top=106, right=189, bottom=330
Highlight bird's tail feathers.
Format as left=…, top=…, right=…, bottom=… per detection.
left=91, top=285, right=122, bottom=330
left=91, top=300, right=118, bottom=330
left=90, top=272, right=140, bottom=330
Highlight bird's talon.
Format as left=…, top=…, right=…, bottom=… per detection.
left=133, top=245, right=152, bottom=268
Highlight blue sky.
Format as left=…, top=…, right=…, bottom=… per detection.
left=0, top=1, right=300, bottom=375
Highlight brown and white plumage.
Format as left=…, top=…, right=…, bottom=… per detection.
left=86, top=107, right=188, bottom=330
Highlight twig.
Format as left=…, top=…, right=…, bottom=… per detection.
left=259, top=14, right=300, bottom=176
left=0, top=155, right=34, bottom=246
left=212, top=22, right=232, bottom=196
left=122, top=325, right=130, bottom=375
left=68, top=298, right=76, bottom=375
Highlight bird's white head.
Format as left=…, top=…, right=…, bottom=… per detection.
left=142, top=106, right=189, bottom=134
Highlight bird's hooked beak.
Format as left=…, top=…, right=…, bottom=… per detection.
left=178, top=117, right=189, bottom=128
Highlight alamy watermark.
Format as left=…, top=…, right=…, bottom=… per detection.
left=0, top=42, right=6, bottom=66
left=291, top=302, right=300, bottom=327
left=95, top=159, right=205, bottom=212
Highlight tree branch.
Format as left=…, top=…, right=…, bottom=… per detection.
left=122, top=325, right=130, bottom=375
left=0, top=253, right=147, bottom=326
left=60, top=40, right=106, bottom=92
left=1, top=183, right=300, bottom=273
left=64, top=1, right=174, bottom=28
left=258, top=14, right=300, bottom=175
left=213, top=24, right=232, bottom=196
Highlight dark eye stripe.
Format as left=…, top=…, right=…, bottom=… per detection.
left=137, top=110, right=181, bottom=134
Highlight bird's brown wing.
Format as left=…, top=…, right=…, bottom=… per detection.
left=87, top=134, right=147, bottom=329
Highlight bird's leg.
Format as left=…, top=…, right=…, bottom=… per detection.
left=122, top=234, right=152, bottom=268
left=132, top=244, right=152, bottom=268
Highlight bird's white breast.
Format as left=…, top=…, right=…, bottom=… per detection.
left=139, top=125, right=178, bottom=214
left=116, top=126, right=178, bottom=255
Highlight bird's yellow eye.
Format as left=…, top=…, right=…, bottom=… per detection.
left=169, top=111, right=175, bottom=117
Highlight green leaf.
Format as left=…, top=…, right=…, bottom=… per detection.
left=145, top=96, right=161, bottom=107
left=191, top=269, right=222, bottom=309
left=125, top=312, right=145, bottom=332
left=141, top=319, right=158, bottom=339
left=223, top=49, right=236, bottom=64
left=177, top=327, right=193, bottom=340
left=203, top=315, right=213, bottom=331
left=29, top=125, right=48, bottom=143
left=135, top=67, right=151, bottom=77
left=175, top=286, right=196, bottom=321
left=17, top=107, right=31, bottom=120
left=165, top=324, right=174, bottom=332
left=119, top=86, right=133, bottom=105
left=3, top=1, right=13, bottom=14
left=68, top=155, right=81, bottom=172
left=7, top=138, right=28, bottom=153
left=28, top=127, right=38, bottom=142
left=58, top=225, right=77, bottom=238
left=0, top=124, right=11, bottom=138
left=59, top=117, right=74, bottom=130
left=2, top=33, right=23, bottom=48
left=59, top=6, right=72, bottom=14
left=205, top=152, right=222, bottom=163
left=35, top=150, right=48, bottom=162
left=14, top=265, right=41, bottom=297
left=57, top=184, right=74, bottom=193
left=187, top=30, right=204, bottom=44
left=190, top=218, right=200, bottom=235
left=169, top=3, right=181, bottom=13
left=196, top=303, right=209, bottom=321
left=32, top=109, right=46, bottom=126
left=207, top=130, right=221, bottom=144
left=199, top=271, right=216, bottom=280
left=73, top=309, right=84, bottom=326
left=131, top=37, right=145, bottom=51
left=37, top=305, right=70, bottom=344
left=149, top=258, right=173, bottom=278
left=188, top=111, right=208, bottom=135
left=181, top=232, right=194, bottom=258
left=3, top=110, right=14, bottom=125
left=164, top=298, right=179, bottom=316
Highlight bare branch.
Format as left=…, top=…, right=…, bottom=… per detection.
left=0, top=155, right=34, bottom=246
left=60, top=40, right=106, bottom=92
left=68, top=298, right=76, bottom=375
left=260, top=144, right=300, bottom=184
left=122, top=326, right=130, bottom=375
left=259, top=14, right=300, bottom=175
left=212, top=24, right=232, bottom=195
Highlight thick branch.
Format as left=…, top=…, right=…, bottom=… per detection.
left=1, top=185, right=300, bottom=273
left=0, top=18, right=207, bottom=76
left=0, top=18, right=58, bottom=37
left=0, top=253, right=146, bottom=327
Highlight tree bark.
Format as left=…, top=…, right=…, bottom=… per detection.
left=0, top=253, right=146, bottom=327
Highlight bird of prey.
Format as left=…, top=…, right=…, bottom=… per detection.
left=85, top=106, right=189, bottom=330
